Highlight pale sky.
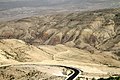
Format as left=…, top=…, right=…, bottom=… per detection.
left=0, top=0, right=120, bottom=21
left=0, top=0, right=119, bottom=10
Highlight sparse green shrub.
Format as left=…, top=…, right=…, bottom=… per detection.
left=92, top=77, right=96, bottom=80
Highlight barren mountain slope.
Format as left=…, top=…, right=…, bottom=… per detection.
left=0, top=8, right=120, bottom=55
left=0, top=8, right=120, bottom=79
left=0, top=39, right=119, bottom=79
left=0, top=39, right=52, bottom=64
left=0, top=39, right=119, bottom=67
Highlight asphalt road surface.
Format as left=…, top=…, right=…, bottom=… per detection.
left=0, top=64, right=82, bottom=80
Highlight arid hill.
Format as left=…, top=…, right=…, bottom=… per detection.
left=0, top=39, right=120, bottom=80
left=0, top=8, right=120, bottom=79
left=0, top=39, right=52, bottom=64
left=0, top=8, right=120, bottom=55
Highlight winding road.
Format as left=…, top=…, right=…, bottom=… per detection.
left=0, top=64, right=82, bottom=80
left=50, top=65, right=82, bottom=80
left=63, top=66, right=80, bottom=80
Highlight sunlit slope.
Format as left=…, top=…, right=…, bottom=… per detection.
left=0, top=39, right=52, bottom=64
left=0, top=39, right=119, bottom=67
left=0, top=8, right=120, bottom=78
left=0, top=8, right=120, bottom=56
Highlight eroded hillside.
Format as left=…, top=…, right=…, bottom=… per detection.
left=0, top=8, right=120, bottom=79
left=0, top=39, right=120, bottom=79
left=0, top=8, right=120, bottom=54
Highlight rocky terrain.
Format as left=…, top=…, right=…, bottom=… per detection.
left=0, top=64, right=67, bottom=80
left=0, top=8, right=120, bottom=54
left=0, top=8, right=120, bottom=80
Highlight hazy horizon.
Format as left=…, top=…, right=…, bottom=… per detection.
left=0, top=0, right=120, bottom=10
left=0, top=0, right=120, bottom=21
